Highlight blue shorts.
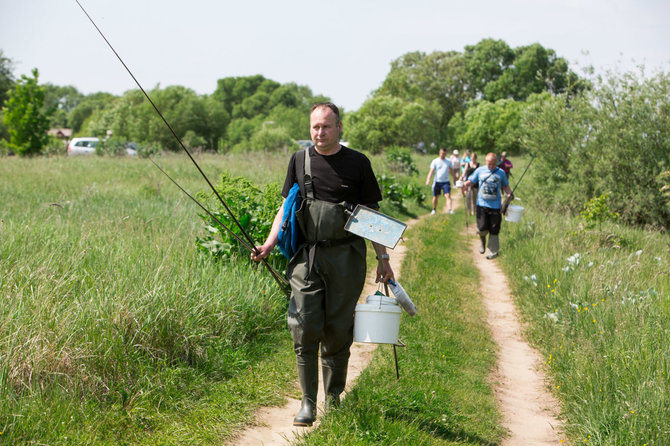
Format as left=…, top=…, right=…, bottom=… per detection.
left=432, top=181, right=451, bottom=196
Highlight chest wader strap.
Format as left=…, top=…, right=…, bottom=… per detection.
left=299, top=147, right=358, bottom=274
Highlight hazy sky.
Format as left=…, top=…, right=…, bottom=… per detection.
left=1, top=0, right=668, bottom=111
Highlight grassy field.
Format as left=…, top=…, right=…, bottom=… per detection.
left=0, top=154, right=298, bottom=444
left=498, top=173, right=670, bottom=445
left=1, top=152, right=667, bottom=445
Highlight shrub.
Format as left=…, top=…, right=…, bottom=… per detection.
left=385, top=146, right=419, bottom=176
left=196, top=173, right=285, bottom=267
left=519, top=70, right=670, bottom=229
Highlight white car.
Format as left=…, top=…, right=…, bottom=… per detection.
left=67, top=137, right=99, bottom=155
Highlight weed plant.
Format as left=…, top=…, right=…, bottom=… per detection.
left=499, top=200, right=670, bottom=444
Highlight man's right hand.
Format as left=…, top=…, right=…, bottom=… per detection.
left=251, top=244, right=273, bottom=261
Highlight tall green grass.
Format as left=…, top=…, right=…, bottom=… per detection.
left=0, top=150, right=427, bottom=444
left=499, top=199, right=669, bottom=444
left=0, top=154, right=296, bottom=444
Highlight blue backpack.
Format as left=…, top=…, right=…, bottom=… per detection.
left=277, top=148, right=307, bottom=259
left=277, top=182, right=301, bottom=259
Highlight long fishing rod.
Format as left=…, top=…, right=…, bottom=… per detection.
left=150, top=159, right=290, bottom=294
left=75, top=0, right=290, bottom=296
left=502, top=153, right=536, bottom=214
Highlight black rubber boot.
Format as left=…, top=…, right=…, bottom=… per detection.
left=486, top=234, right=499, bottom=259
left=322, top=365, right=347, bottom=410
left=293, top=361, right=318, bottom=426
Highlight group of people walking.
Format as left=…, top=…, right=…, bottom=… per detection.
left=426, top=148, right=513, bottom=260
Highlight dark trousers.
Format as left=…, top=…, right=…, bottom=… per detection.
left=476, top=205, right=502, bottom=236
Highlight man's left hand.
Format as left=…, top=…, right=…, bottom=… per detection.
left=376, top=259, right=394, bottom=283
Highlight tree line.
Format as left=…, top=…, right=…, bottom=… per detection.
left=1, top=39, right=668, bottom=228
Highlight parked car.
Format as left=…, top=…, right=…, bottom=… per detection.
left=67, top=137, right=99, bottom=155
left=296, top=139, right=313, bottom=149
left=125, top=142, right=138, bottom=156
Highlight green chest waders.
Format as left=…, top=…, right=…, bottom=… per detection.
left=288, top=148, right=367, bottom=425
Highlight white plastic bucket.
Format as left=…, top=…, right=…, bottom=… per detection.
left=354, top=295, right=402, bottom=344
left=505, top=204, right=524, bottom=223
left=455, top=180, right=464, bottom=188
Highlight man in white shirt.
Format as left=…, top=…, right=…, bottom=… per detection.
left=425, top=147, right=454, bottom=214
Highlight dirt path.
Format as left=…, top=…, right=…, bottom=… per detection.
left=468, top=223, right=565, bottom=445
left=229, top=218, right=418, bottom=446
left=230, top=199, right=565, bottom=445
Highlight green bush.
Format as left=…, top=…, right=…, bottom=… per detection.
left=249, top=125, right=299, bottom=152
left=385, top=146, right=419, bottom=176
left=376, top=174, right=426, bottom=212
left=519, top=70, right=670, bottom=229
left=196, top=173, right=285, bottom=267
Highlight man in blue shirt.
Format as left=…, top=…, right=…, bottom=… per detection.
left=463, top=152, right=513, bottom=259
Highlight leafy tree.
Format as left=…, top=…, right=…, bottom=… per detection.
left=3, top=69, right=51, bottom=156
left=68, top=92, right=117, bottom=133
left=0, top=50, right=14, bottom=107
left=463, top=38, right=515, bottom=98
left=519, top=70, right=670, bottom=229
left=249, top=125, right=297, bottom=153
left=0, top=50, right=15, bottom=143
left=449, top=99, right=525, bottom=154
left=345, top=95, right=440, bottom=152
left=42, top=84, right=84, bottom=128
left=212, top=75, right=278, bottom=119
left=376, top=50, right=471, bottom=144
left=481, top=43, right=585, bottom=101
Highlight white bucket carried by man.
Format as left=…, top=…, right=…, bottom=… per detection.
left=354, top=280, right=417, bottom=345
left=505, top=203, right=524, bottom=223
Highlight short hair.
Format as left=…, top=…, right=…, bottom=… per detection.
left=310, top=102, right=340, bottom=124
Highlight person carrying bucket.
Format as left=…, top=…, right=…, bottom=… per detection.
left=463, top=152, right=513, bottom=259
left=251, top=103, right=394, bottom=427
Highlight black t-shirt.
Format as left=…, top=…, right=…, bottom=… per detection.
left=281, top=145, right=382, bottom=208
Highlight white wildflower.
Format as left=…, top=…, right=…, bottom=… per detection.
left=544, top=312, right=559, bottom=322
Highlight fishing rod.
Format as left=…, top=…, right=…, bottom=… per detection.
left=463, top=192, right=469, bottom=242
left=75, top=0, right=290, bottom=296
left=502, top=153, right=536, bottom=214
left=150, top=159, right=290, bottom=294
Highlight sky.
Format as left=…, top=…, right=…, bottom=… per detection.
left=1, top=0, right=669, bottom=111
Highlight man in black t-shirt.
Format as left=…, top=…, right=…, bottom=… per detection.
left=252, top=103, right=394, bottom=426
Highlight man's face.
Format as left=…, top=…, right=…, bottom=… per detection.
left=439, top=149, right=447, bottom=159
left=310, top=107, right=342, bottom=153
left=486, top=155, right=497, bottom=170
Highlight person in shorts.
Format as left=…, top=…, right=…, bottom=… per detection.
left=463, top=152, right=513, bottom=259
left=425, top=147, right=454, bottom=215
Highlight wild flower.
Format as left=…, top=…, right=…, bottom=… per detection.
left=545, top=312, right=559, bottom=322
left=567, top=253, right=581, bottom=265
left=634, top=250, right=643, bottom=257
left=524, top=274, right=539, bottom=286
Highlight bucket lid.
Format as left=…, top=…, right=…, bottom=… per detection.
left=365, top=294, right=398, bottom=306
